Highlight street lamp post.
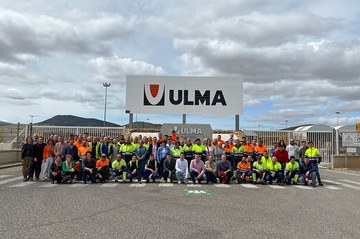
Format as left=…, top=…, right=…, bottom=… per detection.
left=285, top=120, right=288, bottom=128
left=103, top=83, right=111, bottom=127
left=335, top=112, right=340, bottom=126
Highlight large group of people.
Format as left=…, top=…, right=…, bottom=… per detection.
left=20, top=131, right=323, bottom=187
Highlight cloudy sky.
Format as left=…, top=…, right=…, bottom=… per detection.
left=0, top=0, right=359, bottom=130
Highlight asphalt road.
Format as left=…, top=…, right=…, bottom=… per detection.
left=0, top=166, right=359, bottom=239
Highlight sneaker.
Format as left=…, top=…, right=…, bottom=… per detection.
left=35, top=177, right=39, bottom=181
left=178, top=181, right=181, bottom=184
left=318, top=182, right=324, bottom=186
left=311, top=183, right=316, bottom=188
left=122, top=180, right=126, bottom=184
left=167, top=178, right=171, bottom=183
left=114, top=178, right=118, bottom=183
left=29, top=178, right=33, bottom=181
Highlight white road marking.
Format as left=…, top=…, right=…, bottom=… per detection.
left=187, top=184, right=201, bottom=187
left=325, top=186, right=342, bottom=190
left=159, top=183, right=174, bottom=187
left=69, top=184, right=88, bottom=188
left=322, top=180, right=360, bottom=190
left=130, top=184, right=146, bottom=188
left=0, top=176, right=23, bottom=185
left=0, top=175, right=13, bottom=179
left=268, top=185, right=287, bottom=189
left=339, top=179, right=360, bottom=186
left=100, top=184, right=118, bottom=188
left=9, top=182, right=36, bottom=187
left=241, top=184, right=259, bottom=189
left=39, top=183, right=59, bottom=188
left=214, top=184, right=231, bottom=188
left=294, top=185, right=315, bottom=190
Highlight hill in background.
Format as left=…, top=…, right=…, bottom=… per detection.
left=37, top=115, right=120, bottom=127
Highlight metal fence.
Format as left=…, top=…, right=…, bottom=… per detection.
left=0, top=125, right=334, bottom=165
left=30, top=125, right=126, bottom=140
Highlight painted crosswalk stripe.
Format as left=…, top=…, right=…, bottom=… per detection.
left=294, top=185, right=315, bottom=190
left=100, top=184, right=118, bottom=188
left=214, top=184, right=231, bottom=188
left=159, top=183, right=174, bottom=187
left=268, top=185, right=287, bottom=189
left=0, top=176, right=23, bottom=185
left=325, top=186, right=342, bottom=190
left=322, top=180, right=360, bottom=190
left=130, top=184, right=146, bottom=188
left=69, top=184, right=88, bottom=188
left=187, top=184, right=201, bottom=187
left=0, top=175, right=13, bottom=179
left=9, top=182, right=36, bottom=187
left=241, top=184, right=259, bottom=189
left=39, top=183, right=59, bottom=188
left=339, top=179, right=360, bottom=186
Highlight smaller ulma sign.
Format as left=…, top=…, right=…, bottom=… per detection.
left=125, top=75, right=243, bottom=115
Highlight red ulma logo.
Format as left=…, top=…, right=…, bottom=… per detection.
left=144, top=84, right=165, bottom=106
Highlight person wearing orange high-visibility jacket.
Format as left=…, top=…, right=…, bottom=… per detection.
left=304, top=141, right=323, bottom=186
left=255, top=140, right=267, bottom=153
left=236, top=155, right=252, bottom=183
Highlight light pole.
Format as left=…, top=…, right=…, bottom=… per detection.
left=335, top=112, right=340, bottom=126
left=285, top=120, right=288, bottom=128
left=103, top=83, right=111, bottom=127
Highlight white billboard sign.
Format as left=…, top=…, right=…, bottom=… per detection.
left=125, top=75, right=243, bottom=115
left=342, top=133, right=360, bottom=147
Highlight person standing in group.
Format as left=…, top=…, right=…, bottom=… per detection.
left=54, top=136, right=67, bottom=161
left=30, top=136, right=47, bottom=181
left=192, top=138, right=206, bottom=162
left=182, top=138, right=193, bottom=168
left=21, top=136, right=34, bottom=182
left=286, top=139, right=300, bottom=163
left=134, top=140, right=148, bottom=181
left=156, top=140, right=170, bottom=178
left=299, top=141, right=308, bottom=165
left=41, top=139, right=55, bottom=181
left=274, top=145, right=289, bottom=175
left=231, top=139, right=245, bottom=173
left=305, top=141, right=323, bottom=186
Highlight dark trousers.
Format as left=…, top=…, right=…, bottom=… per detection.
left=237, top=170, right=252, bottom=183
left=82, top=170, right=96, bottom=183
left=159, top=157, right=166, bottom=177
left=138, top=159, right=146, bottom=180
left=190, top=170, right=206, bottom=183
left=127, top=170, right=139, bottom=182
left=286, top=170, right=299, bottom=184
left=97, top=166, right=109, bottom=182
left=62, top=171, right=75, bottom=183
left=205, top=171, right=217, bottom=183
left=163, top=169, right=175, bottom=181
left=265, top=171, right=284, bottom=184
left=51, top=172, right=62, bottom=183
left=144, top=169, right=158, bottom=182
left=28, top=158, right=43, bottom=179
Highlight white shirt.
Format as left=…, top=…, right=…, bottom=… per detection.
left=286, top=144, right=300, bottom=159
left=175, top=158, right=188, bottom=175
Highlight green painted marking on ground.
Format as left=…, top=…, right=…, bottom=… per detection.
left=182, top=189, right=213, bottom=196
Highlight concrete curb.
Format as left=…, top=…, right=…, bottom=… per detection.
left=0, top=163, right=21, bottom=169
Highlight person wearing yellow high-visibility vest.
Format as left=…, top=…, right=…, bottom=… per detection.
left=265, top=156, right=284, bottom=185
left=170, top=141, right=183, bottom=160
left=285, top=156, right=300, bottom=185
left=304, top=141, right=323, bottom=186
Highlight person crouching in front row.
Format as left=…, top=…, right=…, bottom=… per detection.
left=96, top=153, right=110, bottom=183
left=144, top=154, right=158, bottom=183
left=110, top=153, right=127, bottom=183
left=217, top=154, right=232, bottom=184
left=62, top=154, right=76, bottom=183
left=50, top=155, right=63, bottom=184
left=190, top=154, right=207, bottom=184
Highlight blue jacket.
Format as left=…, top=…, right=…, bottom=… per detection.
left=300, top=163, right=315, bottom=175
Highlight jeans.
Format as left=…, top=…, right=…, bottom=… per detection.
left=41, top=157, right=53, bottom=179
left=265, top=171, right=284, bottom=184
left=127, top=170, right=140, bottom=182
left=310, top=161, right=321, bottom=182
left=82, top=170, right=96, bottom=183
left=176, top=171, right=187, bottom=183
left=144, top=169, right=158, bottom=182
left=302, top=172, right=316, bottom=185
left=190, top=170, right=206, bottom=183
left=138, top=159, right=146, bottom=180
left=111, top=167, right=126, bottom=180
left=205, top=171, right=217, bottom=183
